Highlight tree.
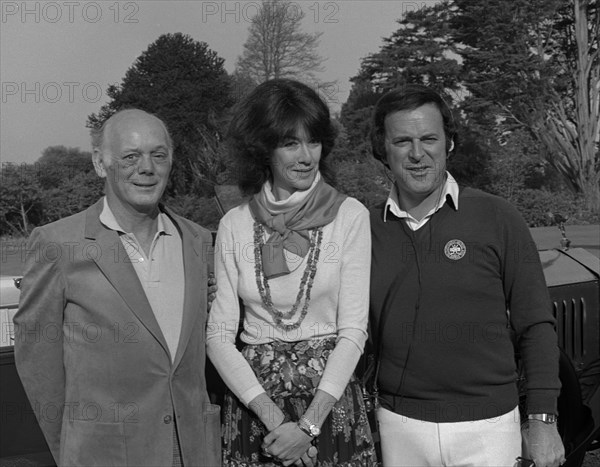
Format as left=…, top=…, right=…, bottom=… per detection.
left=33, top=146, right=104, bottom=224
left=340, top=80, right=381, bottom=155
left=355, top=1, right=461, bottom=94
left=455, top=0, right=600, bottom=213
left=87, top=33, right=233, bottom=196
left=0, top=147, right=105, bottom=235
left=36, top=145, right=95, bottom=190
left=342, top=0, right=599, bottom=216
left=236, top=0, right=325, bottom=83
left=0, top=163, right=44, bottom=236
left=41, top=170, right=104, bottom=224
left=230, top=70, right=259, bottom=104
left=537, top=0, right=599, bottom=213
left=342, top=1, right=462, bottom=163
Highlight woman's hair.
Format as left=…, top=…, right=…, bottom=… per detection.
left=227, top=78, right=337, bottom=195
left=370, top=84, right=457, bottom=166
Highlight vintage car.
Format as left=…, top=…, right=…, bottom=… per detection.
left=1, top=224, right=599, bottom=467
left=527, top=226, right=600, bottom=466
left=0, top=277, right=55, bottom=466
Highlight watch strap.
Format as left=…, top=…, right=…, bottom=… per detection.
left=298, top=416, right=320, bottom=437
left=528, top=413, right=558, bottom=424
left=297, top=420, right=313, bottom=437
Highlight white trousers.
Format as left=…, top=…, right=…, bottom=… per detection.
left=378, top=406, right=521, bottom=467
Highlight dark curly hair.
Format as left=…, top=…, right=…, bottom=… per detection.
left=371, top=84, right=457, bottom=166
left=227, top=79, right=337, bottom=195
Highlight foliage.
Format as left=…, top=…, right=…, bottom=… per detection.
left=9, top=12, right=599, bottom=232
left=0, top=147, right=104, bottom=237
left=36, top=146, right=95, bottom=189
left=87, top=33, right=233, bottom=197
left=441, top=116, right=493, bottom=190
left=235, top=0, right=325, bottom=83
left=327, top=130, right=389, bottom=208
left=42, top=170, right=104, bottom=224
left=339, top=104, right=377, bottom=159
left=345, top=0, right=600, bottom=216
left=455, top=0, right=599, bottom=212
left=331, top=159, right=389, bottom=209
left=0, top=163, right=44, bottom=236
left=164, top=195, right=222, bottom=232
left=467, top=129, right=593, bottom=226
left=230, top=70, right=259, bottom=105
left=35, top=146, right=104, bottom=224
left=510, top=188, right=592, bottom=227
left=355, top=1, right=461, bottom=94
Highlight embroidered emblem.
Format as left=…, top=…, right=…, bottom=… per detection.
left=444, top=239, right=466, bottom=260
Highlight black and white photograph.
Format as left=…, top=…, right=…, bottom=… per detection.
left=1, top=1, right=599, bottom=466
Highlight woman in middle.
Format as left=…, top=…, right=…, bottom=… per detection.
left=206, top=78, right=376, bottom=467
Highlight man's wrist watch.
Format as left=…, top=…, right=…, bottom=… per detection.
left=528, top=413, right=558, bottom=424
left=297, top=416, right=321, bottom=437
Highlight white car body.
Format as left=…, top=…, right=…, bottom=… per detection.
left=0, top=276, right=20, bottom=347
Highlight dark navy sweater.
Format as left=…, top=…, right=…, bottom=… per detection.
left=369, top=187, right=560, bottom=422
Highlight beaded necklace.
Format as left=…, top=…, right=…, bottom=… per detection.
left=253, top=222, right=323, bottom=332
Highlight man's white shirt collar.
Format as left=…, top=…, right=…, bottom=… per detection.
left=99, top=197, right=170, bottom=236
left=384, top=172, right=459, bottom=230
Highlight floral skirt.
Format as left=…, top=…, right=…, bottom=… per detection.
left=222, top=337, right=379, bottom=466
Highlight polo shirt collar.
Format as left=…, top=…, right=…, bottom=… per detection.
left=383, top=172, right=459, bottom=222
left=99, top=197, right=172, bottom=235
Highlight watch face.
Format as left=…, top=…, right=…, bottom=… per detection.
left=310, top=425, right=321, bottom=436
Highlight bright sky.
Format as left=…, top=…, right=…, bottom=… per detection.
left=1, top=0, right=437, bottom=164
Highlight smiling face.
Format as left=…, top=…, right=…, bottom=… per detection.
left=270, top=127, right=322, bottom=200
left=93, top=110, right=172, bottom=217
left=384, top=103, right=447, bottom=209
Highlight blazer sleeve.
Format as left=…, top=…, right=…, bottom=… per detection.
left=13, top=227, right=66, bottom=463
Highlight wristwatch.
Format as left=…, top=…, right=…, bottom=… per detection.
left=528, top=413, right=558, bottom=424
left=298, top=416, right=321, bottom=437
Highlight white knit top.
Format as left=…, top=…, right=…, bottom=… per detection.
left=206, top=197, right=371, bottom=406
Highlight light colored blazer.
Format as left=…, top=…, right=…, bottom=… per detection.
left=14, top=199, right=221, bottom=467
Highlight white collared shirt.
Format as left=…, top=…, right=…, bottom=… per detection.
left=384, top=172, right=459, bottom=231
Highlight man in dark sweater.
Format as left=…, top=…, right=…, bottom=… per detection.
left=369, top=85, right=565, bottom=467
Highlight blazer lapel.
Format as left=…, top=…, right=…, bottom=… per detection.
left=170, top=213, right=205, bottom=369
left=84, top=200, right=170, bottom=356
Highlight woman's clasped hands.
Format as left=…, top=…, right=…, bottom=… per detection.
left=262, top=421, right=318, bottom=466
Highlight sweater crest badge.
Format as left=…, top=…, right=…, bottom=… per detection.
left=444, top=239, right=466, bottom=260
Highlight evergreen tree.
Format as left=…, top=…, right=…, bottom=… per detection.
left=343, top=0, right=599, bottom=215
left=455, top=0, right=599, bottom=212
left=357, top=1, right=461, bottom=94
left=87, top=33, right=233, bottom=196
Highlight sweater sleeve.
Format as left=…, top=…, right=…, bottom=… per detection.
left=206, top=219, right=266, bottom=406
left=498, top=201, right=560, bottom=414
left=318, top=200, right=371, bottom=399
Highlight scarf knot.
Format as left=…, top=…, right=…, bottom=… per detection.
left=249, top=174, right=346, bottom=278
